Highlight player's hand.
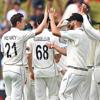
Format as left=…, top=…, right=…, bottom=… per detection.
left=54, top=54, right=61, bottom=63
left=60, top=69, right=67, bottom=75
left=46, top=42, right=54, bottom=49
left=29, top=72, right=35, bottom=80
left=49, top=8, right=55, bottom=20
left=80, top=3, right=88, bottom=15
left=44, top=5, right=49, bottom=18
left=57, top=20, right=64, bottom=28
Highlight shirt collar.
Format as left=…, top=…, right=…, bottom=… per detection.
left=11, top=27, right=20, bottom=31
left=75, top=26, right=83, bottom=30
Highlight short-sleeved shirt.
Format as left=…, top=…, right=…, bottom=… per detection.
left=26, top=29, right=59, bottom=77
left=1, top=28, right=35, bottom=67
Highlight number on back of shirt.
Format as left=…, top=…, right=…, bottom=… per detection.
left=36, top=45, right=49, bottom=60
left=5, top=43, right=17, bottom=58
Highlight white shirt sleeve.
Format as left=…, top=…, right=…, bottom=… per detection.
left=22, top=29, right=36, bottom=41
left=53, top=36, right=60, bottom=45
left=83, top=15, right=100, bottom=40
left=26, top=39, right=33, bottom=54
left=60, top=30, right=80, bottom=46
left=59, top=37, right=68, bottom=48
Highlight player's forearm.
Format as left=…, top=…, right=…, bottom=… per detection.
left=35, top=16, right=47, bottom=35
left=50, top=17, right=61, bottom=37
left=54, top=44, right=67, bottom=56
left=35, top=6, right=48, bottom=35
left=83, top=15, right=100, bottom=40
left=27, top=53, right=33, bottom=73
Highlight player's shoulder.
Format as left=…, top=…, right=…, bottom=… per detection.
left=2, top=30, right=10, bottom=38
left=27, top=38, right=34, bottom=43
left=36, top=29, right=51, bottom=37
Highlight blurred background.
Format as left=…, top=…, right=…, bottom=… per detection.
left=0, top=0, right=100, bottom=21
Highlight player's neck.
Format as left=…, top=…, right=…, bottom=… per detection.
left=15, top=26, right=22, bottom=30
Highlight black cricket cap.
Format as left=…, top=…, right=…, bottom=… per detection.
left=67, top=13, right=83, bottom=22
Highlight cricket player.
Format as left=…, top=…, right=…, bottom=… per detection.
left=23, top=24, right=35, bottom=100
left=26, top=15, right=60, bottom=100
left=56, top=18, right=75, bottom=76
left=55, top=21, right=75, bottom=87
left=49, top=9, right=90, bottom=100
left=1, top=7, right=48, bottom=100
left=81, top=4, right=100, bottom=100
left=24, top=48, right=35, bottom=100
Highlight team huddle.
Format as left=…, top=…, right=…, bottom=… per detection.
left=1, top=3, right=100, bottom=100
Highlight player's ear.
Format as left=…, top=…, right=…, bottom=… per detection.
left=16, top=21, right=20, bottom=26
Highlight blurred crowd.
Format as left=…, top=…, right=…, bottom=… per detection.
left=0, top=0, right=91, bottom=36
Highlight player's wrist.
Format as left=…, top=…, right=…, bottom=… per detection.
left=53, top=43, right=57, bottom=49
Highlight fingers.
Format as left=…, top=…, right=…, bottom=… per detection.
left=49, top=8, right=56, bottom=21
left=49, top=7, right=55, bottom=16
left=45, top=5, right=55, bottom=14
left=46, top=42, right=54, bottom=49
left=44, top=5, right=49, bottom=17
left=46, top=43, right=51, bottom=48
left=80, top=3, right=88, bottom=15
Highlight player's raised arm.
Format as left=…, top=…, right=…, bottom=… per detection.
left=35, top=6, right=48, bottom=35
left=49, top=8, right=61, bottom=37
left=27, top=53, right=34, bottom=80
left=81, top=3, right=100, bottom=40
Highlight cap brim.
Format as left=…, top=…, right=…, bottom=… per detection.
left=66, top=16, right=75, bottom=21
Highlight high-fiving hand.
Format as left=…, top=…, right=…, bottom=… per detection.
left=49, top=8, right=55, bottom=20
left=44, top=5, right=49, bottom=18
left=80, top=3, right=88, bottom=15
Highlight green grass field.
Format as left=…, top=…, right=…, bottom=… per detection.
left=90, top=1, right=100, bottom=22
left=0, top=0, right=100, bottom=22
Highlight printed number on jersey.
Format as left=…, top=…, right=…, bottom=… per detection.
left=5, top=42, right=17, bottom=58
left=36, top=45, right=49, bottom=60
left=34, top=43, right=54, bottom=69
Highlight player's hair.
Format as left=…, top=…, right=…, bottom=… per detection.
left=36, top=14, right=50, bottom=29
left=14, top=1, right=21, bottom=6
left=36, top=14, right=50, bottom=24
left=10, top=13, right=24, bottom=27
